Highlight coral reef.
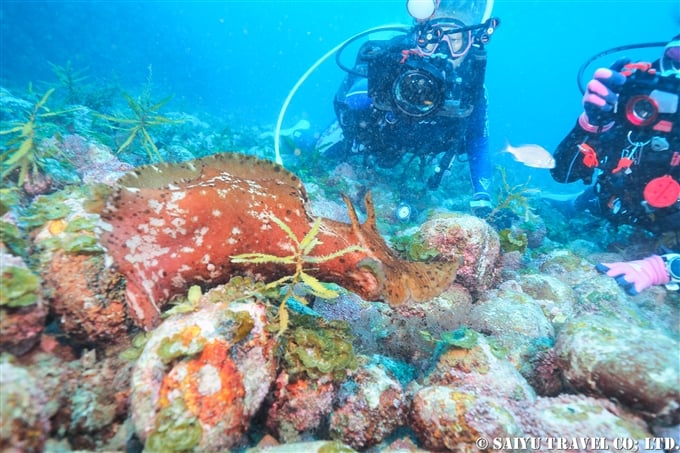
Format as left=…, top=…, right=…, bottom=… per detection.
left=1, top=85, right=679, bottom=453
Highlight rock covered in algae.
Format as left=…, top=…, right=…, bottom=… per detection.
left=329, top=360, right=407, bottom=450
left=421, top=328, right=537, bottom=402
left=470, top=281, right=555, bottom=340
left=0, top=251, right=47, bottom=355
left=409, top=387, right=524, bottom=451
left=130, top=286, right=277, bottom=452
left=516, top=394, right=652, bottom=448
left=555, top=314, right=680, bottom=424
left=0, top=360, right=51, bottom=452
left=22, top=185, right=130, bottom=345
left=516, top=273, right=576, bottom=328
left=313, top=284, right=473, bottom=364
left=266, top=371, right=337, bottom=443
left=538, top=249, right=600, bottom=286
left=42, top=251, right=128, bottom=344
left=246, top=439, right=357, bottom=452
left=59, top=134, right=133, bottom=185
left=418, top=213, right=501, bottom=294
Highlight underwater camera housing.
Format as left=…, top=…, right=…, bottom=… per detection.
left=616, top=70, right=680, bottom=133
left=361, top=19, right=498, bottom=119
left=366, top=50, right=453, bottom=118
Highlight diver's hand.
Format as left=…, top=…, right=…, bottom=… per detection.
left=469, top=193, right=493, bottom=219
left=595, top=255, right=670, bottom=295
left=580, top=66, right=627, bottom=130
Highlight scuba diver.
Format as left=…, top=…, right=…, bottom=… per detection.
left=327, top=0, right=500, bottom=218
left=550, top=35, right=680, bottom=295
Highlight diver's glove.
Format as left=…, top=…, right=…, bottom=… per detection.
left=470, top=192, right=493, bottom=219
left=580, top=62, right=628, bottom=132
left=595, top=255, right=670, bottom=295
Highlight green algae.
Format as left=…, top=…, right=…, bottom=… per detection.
left=63, top=216, right=98, bottom=232
left=498, top=228, right=528, bottom=253
left=318, top=440, right=358, bottom=453
left=144, top=398, right=202, bottom=452
left=486, top=336, right=510, bottom=360
left=20, top=195, right=71, bottom=229
left=207, top=276, right=271, bottom=305
left=0, top=188, right=20, bottom=217
left=0, top=221, right=27, bottom=257
left=391, top=232, right=439, bottom=261
left=283, top=316, right=357, bottom=381
left=548, top=402, right=603, bottom=422
left=157, top=327, right=207, bottom=365
left=119, top=332, right=153, bottom=361
left=229, top=310, right=254, bottom=343
left=41, top=233, right=103, bottom=254
left=0, top=265, right=40, bottom=308
left=440, top=327, right=481, bottom=349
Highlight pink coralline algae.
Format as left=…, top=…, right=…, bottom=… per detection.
left=419, top=213, right=502, bottom=295
left=61, top=134, right=133, bottom=185
left=42, top=251, right=128, bottom=344
left=329, top=361, right=407, bottom=450
left=266, top=371, right=337, bottom=443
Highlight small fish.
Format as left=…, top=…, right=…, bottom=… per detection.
left=504, top=143, right=556, bottom=169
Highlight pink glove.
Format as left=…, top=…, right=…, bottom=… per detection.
left=595, top=255, right=670, bottom=295
left=579, top=67, right=627, bottom=132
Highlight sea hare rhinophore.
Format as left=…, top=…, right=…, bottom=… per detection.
left=99, top=153, right=459, bottom=329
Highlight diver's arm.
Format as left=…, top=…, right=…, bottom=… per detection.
left=550, top=122, right=595, bottom=184
left=596, top=253, right=680, bottom=295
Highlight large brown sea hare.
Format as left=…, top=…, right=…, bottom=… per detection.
left=99, top=153, right=459, bottom=329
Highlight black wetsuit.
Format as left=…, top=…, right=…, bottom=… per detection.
left=333, top=32, right=492, bottom=196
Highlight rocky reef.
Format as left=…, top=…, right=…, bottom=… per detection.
left=1, top=86, right=679, bottom=452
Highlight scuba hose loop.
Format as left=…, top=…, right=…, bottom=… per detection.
left=274, top=24, right=411, bottom=166
left=576, top=42, right=667, bottom=95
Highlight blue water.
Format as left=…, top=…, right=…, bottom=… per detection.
left=1, top=0, right=678, bottom=190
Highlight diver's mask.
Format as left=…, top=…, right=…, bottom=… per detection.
left=661, top=36, right=680, bottom=74
left=414, top=19, right=472, bottom=58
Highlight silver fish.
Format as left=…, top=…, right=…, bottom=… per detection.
left=504, top=143, right=556, bottom=169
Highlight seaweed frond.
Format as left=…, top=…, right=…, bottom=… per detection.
left=0, top=89, right=80, bottom=187
left=95, top=91, right=183, bottom=162
left=49, top=60, right=89, bottom=104
left=231, top=214, right=364, bottom=336
left=486, top=166, right=539, bottom=224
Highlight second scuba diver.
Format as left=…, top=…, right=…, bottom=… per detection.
left=328, top=0, right=500, bottom=219
left=551, top=35, right=680, bottom=295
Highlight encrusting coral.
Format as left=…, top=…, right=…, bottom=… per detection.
left=98, top=152, right=460, bottom=329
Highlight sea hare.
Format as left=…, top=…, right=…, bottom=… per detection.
left=99, top=153, right=459, bottom=329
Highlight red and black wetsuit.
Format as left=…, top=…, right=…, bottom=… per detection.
left=551, top=64, right=680, bottom=234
